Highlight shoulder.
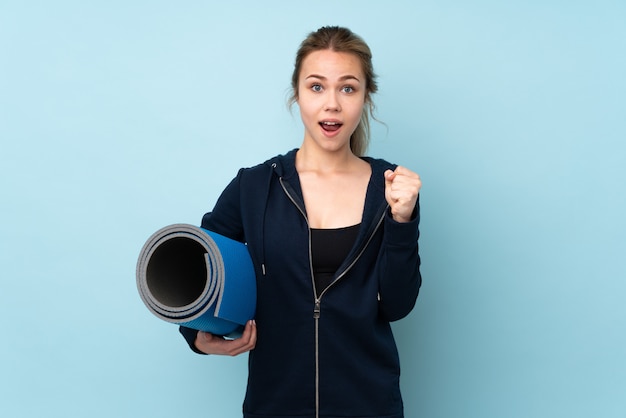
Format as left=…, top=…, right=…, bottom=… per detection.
left=239, top=148, right=298, bottom=180
left=361, top=155, right=397, bottom=184
left=361, top=157, right=398, bottom=170
left=230, top=149, right=299, bottom=198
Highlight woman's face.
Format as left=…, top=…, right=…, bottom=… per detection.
left=297, top=49, right=366, bottom=154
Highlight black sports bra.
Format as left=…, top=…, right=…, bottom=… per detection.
left=310, top=224, right=360, bottom=297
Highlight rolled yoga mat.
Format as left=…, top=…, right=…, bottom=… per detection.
left=136, top=224, right=256, bottom=336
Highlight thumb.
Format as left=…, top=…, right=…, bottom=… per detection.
left=384, top=169, right=395, bottom=187
left=384, top=169, right=396, bottom=207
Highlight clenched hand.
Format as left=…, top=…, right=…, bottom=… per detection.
left=384, top=166, right=421, bottom=223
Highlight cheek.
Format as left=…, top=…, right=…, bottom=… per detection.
left=346, top=103, right=365, bottom=125
left=297, top=94, right=320, bottom=118
left=298, top=101, right=318, bottom=128
left=297, top=99, right=313, bottom=118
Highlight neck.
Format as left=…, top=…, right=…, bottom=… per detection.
left=296, top=143, right=361, bottom=173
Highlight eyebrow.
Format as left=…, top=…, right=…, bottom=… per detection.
left=305, top=74, right=361, bottom=82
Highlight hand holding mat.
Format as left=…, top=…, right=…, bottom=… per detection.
left=136, top=224, right=256, bottom=337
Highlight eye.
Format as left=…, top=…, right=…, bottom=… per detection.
left=311, top=84, right=323, bottom=92
left=342, top=86, right=355, bottom=93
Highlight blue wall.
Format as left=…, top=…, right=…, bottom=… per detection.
left=1, top=1, right=624, bottom=417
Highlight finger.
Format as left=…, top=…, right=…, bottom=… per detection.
left=243, top=320, right=257, bottom=350
left=384, top=169, right=395, bottom=187
left=393, top=165, right=419, bottom=178
left=227, top=320, right=257, bottom=356
left=385, top=167, right=419, bottom=190
left=195, top=331, right=219, bottom=354
left=239, top=320, right=256, bottom=346
left=198, top=331, right=216, bottom=344
left=388, top=170, right=421, bottom=194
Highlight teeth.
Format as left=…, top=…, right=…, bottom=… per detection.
left=322, top=121, right=339, bottom=125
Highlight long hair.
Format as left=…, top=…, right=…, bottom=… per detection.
left=289, top=26, right=378, bottom=156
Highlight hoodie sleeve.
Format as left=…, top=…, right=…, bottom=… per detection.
left=178, top=169, right=245, bottom=353
left=377, top=198, right=422, bottom=321
left=179, top=325, right=207, bottom=354
left=200, top=168, right=246, bottom=242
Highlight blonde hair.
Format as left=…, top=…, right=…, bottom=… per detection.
left=289, top=26, right=378, bottom=156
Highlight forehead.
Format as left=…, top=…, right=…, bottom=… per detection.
left=300, top=50, right=364, bottom=80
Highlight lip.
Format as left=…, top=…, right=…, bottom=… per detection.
left=319, top=119, right=343, bottom=137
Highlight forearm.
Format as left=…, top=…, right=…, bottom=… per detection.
left=377, top=206, right=422, bottom=321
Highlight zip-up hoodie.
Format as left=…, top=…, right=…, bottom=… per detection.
left=180, top=149, right=421, bottom=418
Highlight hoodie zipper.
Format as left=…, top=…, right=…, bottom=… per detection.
left=279, top=176, right=387, bottom=418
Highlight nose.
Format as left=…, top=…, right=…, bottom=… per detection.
left=324, top=91, right=341, bottom=112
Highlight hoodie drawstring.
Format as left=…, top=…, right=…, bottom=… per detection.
left=260, top=162, right=277, bottom=276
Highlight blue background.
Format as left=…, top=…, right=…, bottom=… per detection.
left=1, top=1, right=625, bottom=417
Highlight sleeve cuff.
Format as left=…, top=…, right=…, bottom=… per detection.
left=179, top=326, right=207, bottom=355
left=384, top=203, right=420, bottom=246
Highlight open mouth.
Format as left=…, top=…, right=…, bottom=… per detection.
left=319, top=121, right=343, bottom=132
